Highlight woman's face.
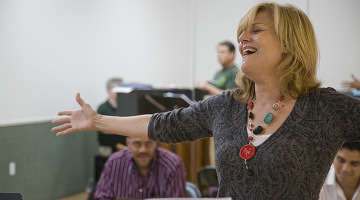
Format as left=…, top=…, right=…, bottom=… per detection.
left=238, top=10, right=286, bottom=82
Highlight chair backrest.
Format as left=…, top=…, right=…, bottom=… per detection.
left=0, top=193, right=23, bottom=200
left=197, top=165, right=219, bottom=197
left=185, top=181, right=202, bottom=198
left=197, top=165, right=218, bottom=187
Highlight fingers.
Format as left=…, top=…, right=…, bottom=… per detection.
left=51, top=123, right=72, bottom=132
left=56, top=128, right=75, bottom=136
left=52, top=116, right=71, bottom=124
left=52, top=123, right=75, bottom=136
left=350, top=74, right=359, bottom=82
left=76, top=93, right=85, bottom=107
left=341, top=81, right=349, bottom=85
left=57, top=111, right=73, bottom=116
left=341, top=83, right=351, bottom=90
left=52, top=92, right=86, bottom=136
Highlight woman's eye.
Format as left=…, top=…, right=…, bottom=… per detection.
left=252, top=29, right=262, bottom=33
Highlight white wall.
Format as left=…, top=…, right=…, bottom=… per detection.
left=0, top=0, right=194, bottom=125
left=309, top=0, right=360, bottom=87
left=1, top=0, right=359, bottom=125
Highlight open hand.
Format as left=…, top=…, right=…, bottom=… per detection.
left=51, top=93, right=98, bottom=136
left=342, top=74, right=360, bottom=90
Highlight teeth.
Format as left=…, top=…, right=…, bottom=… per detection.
left=243, top=48, right=257, bottom=55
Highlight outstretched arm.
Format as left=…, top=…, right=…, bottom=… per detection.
left=51, top=93, right=151, bottom=138
left=341, top=74, right=360, bottom=90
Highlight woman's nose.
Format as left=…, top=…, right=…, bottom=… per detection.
left=238, top=30, right=250, bottom=43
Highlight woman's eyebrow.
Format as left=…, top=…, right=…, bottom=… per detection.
left=252, top=22, right=266, bottom=26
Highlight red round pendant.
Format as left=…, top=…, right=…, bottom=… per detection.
left=239, top=144, right=256, bottom=160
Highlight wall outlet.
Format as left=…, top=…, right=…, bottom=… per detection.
left=9, top=162, right=16, bottom=176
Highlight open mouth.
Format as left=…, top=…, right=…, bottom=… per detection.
left=243, top=48, right=257, bottom=56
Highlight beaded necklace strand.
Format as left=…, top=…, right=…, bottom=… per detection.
left=239, top=91, right=287, bottom=174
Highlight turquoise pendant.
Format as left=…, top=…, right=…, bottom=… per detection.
left=264, top=113, right=273, bottom=124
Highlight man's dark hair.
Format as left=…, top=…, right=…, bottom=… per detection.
left=219, top=41, right=235, bottom=52
left=341, top=141, right=360, bottom=152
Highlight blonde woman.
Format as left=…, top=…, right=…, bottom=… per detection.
left=52, top=2, right=360, bottom=199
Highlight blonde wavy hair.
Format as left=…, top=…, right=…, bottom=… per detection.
left=233, top=2, right=321, bottom=103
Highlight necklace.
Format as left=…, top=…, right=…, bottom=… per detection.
left=239, top=91, right=286, bottom=173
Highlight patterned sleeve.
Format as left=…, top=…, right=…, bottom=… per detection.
left=148, top=91, right=236, bottom=143
left=322, top=88, right=360, bottom=140
left=148, top=99, right=213, bottom=143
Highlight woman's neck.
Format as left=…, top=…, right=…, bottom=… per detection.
left=254, top=83, right=286, bottom=103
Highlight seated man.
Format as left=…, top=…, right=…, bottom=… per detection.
left=319, top=142, right=360, bottom=200
left=97, top=77, right=126, bottom=155
left=95, top=137, right=186, bottom=200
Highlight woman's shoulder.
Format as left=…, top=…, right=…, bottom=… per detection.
left=312, top=87, right=359, bottom=102
left=299, top=87, right=360, bottom=111
left=201, top=90, right=243, bottom=107
left=206, top=90, right=238, bottom=101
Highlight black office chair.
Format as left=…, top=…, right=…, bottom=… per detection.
left=197, top=165, right=219, bottom=197
left=0, top=193, right=23, bottom=200
left=185, top=181, right=202, bottom=198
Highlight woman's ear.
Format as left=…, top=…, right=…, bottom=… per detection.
left=283, top=44, right=288, bottom=53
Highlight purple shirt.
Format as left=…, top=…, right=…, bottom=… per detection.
left=95, top=147, right=186, bottom=200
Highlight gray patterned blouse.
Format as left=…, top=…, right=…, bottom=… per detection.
left=148, top=88, right=360, bottom=200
